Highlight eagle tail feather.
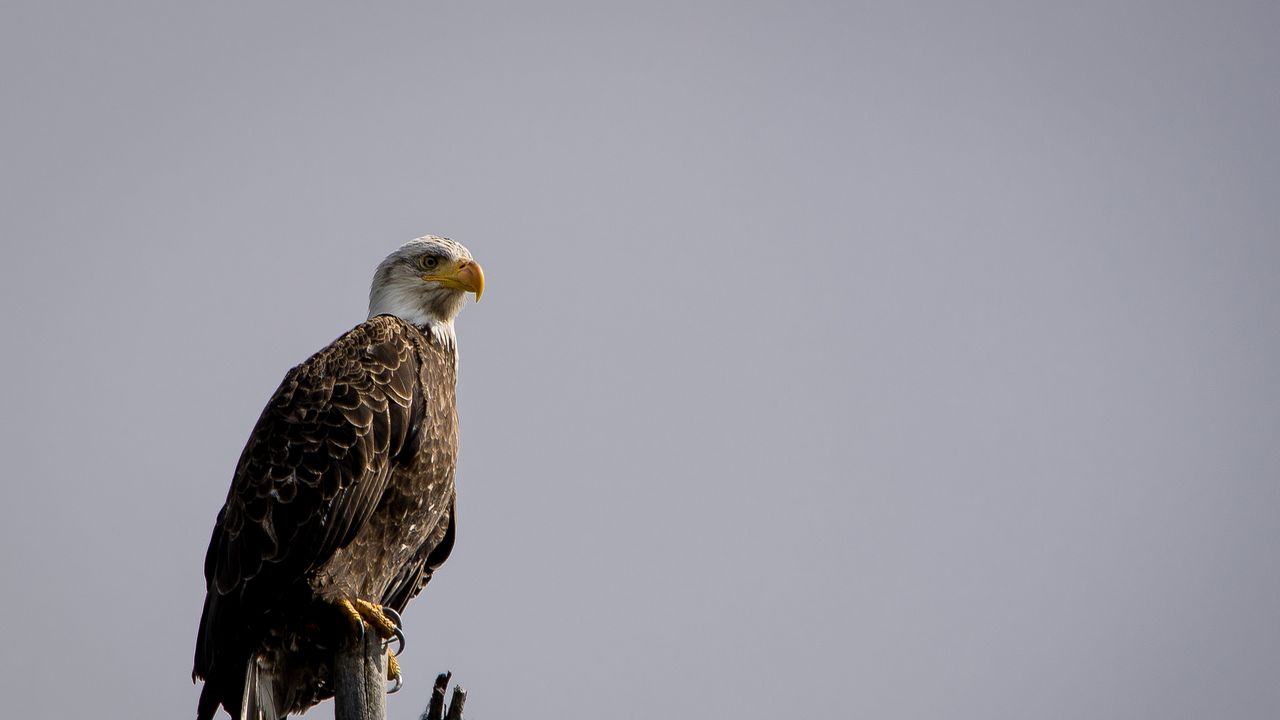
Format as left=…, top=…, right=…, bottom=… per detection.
left=240, top=655, right=282, bottom=720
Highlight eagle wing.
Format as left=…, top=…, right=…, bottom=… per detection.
left=194, top=316, right=424, bottom=679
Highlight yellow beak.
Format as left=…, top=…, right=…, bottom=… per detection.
left=424, top=259, right=485, bottom=301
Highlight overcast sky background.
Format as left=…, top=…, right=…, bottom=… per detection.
left=1, top=2, right=1278, bottom=718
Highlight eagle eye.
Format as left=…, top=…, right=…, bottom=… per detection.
left=419, top=256, right=440, bottom=270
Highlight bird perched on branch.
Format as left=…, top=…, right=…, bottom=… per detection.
left=193, top=236, right=485, bottom=720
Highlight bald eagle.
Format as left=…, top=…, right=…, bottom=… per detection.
left=193, top=236, right=484, bottom=720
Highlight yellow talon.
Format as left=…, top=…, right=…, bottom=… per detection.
left=336, top=599, right=405, bottom=654
left=356, top=599, right=399, bottom=638
left=337, top=599, right=365, bottom=636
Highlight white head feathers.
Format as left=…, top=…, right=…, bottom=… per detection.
left=368, top=236, right=483, bottom=349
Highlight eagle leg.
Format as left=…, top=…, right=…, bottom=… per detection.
left=336, top=598, right=406, bottom=655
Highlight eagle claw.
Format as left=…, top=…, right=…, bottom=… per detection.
left=385, top=625, right=406, bottom=657
left=337, top=598, right=404, bottom=656
left=381, top=606, right=403, bottom=628
left=381, top=607, right=406, bottom=656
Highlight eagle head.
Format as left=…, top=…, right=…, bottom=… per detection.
left=368, top=235, right=484, bottom=345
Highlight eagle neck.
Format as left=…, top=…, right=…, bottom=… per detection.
left=419, top=320, right=456, bottom=352
left=413, top=320, right=459, bottom=367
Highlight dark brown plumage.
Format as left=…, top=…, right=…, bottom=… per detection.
left=193, top=237, right=482, bottom=720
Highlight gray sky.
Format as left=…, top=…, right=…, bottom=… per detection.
left=2, top=2, right=1278, bottom=718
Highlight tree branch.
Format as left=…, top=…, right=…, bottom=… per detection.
left=335, top=630, right=387, bottom=720
left=420, top=672, right=466, bottom=720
